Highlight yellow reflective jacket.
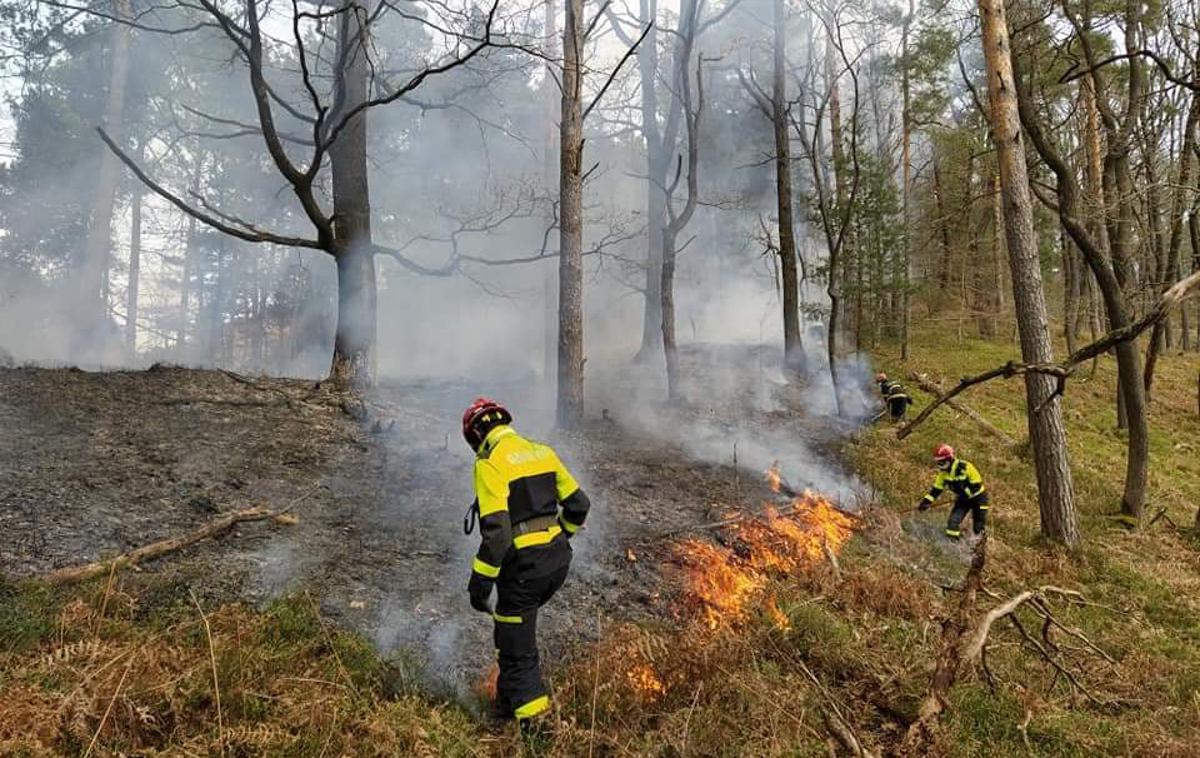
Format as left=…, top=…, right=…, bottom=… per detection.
left=470, top=425, right=590, bottom=581
left=923, top=458, right=988, bottom=505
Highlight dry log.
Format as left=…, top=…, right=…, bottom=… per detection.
left=43, top=506, right=287, bottom=585
left=905, top=373, right=1018, bottom=446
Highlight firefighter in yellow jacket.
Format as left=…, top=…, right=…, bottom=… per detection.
left=461, top=398, right=591, bottom=727
left=919, top=444, right=988, bottom=539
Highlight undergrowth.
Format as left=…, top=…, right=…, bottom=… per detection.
left=1, top=331, right=1197, bottom=756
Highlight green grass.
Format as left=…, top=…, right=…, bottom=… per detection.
left=853, top=328, right=1200, bottom=755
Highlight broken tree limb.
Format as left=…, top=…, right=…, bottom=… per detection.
left=42, top=506, right=288, bottom=585
left=897, top=269, right=1200, bottom=441
left=905, top=373, right=1018, bottom=446
left=900, top=535, right=987, bottom=755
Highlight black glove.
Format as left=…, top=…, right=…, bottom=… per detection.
left=918, top=500, right=931, bottom=512
left=468, top=573, right=494, bottom=613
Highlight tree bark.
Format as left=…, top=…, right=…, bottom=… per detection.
left=557, top=0, right=586, bottom=428
left=635, top=0, right=664, bottom=361
left=127, top=177, right=142, bottom=356
left=899, top=0, right=914, bottom=360
left=773, top=0, right=803, bottom=371
left=329, top=1, right=377, bottom=389
left=77, top=0, right=132, bottom=357
left=979, top=0, right=1079, bottom=546
left=542, top=0, right=559, bottom=385
left=660, top=2, right=702, bottom=404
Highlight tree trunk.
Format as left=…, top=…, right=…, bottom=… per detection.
left=542, top=0, right=559, bottom=385
left=1063, top=228, right=1076, bottom=354
left=662, top=226, right=680, bottom=401
left=329, top=1, right=377, bottom=389
left=1144, top=85, right=1198, bottom=398
left=988, top=173, right=1004, bottom=338
left=126, top=178, right=142, bottom=356
left=557, top=0, right=586, bottom=428
left=77, top=0, right=132, bottom=358
left=774, top=0, right=802, bottom=370
left=899, top=0, right=913, bottom=360
left=979, top=0, right=1079, bottom=546
left=635, top=0, right=664, bottom=361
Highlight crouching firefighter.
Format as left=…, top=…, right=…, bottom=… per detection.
left=919, top=444, right=988, bottom=540
left=461, top=398, right=591, bottom=727
left=875, top=372, right=913, bottom=421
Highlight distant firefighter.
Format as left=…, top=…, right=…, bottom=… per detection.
left=875, top=372, right=913, bottom=420
left=919, top=444, right=989, bottom=540
left=461, top=398, right=590, bottom=730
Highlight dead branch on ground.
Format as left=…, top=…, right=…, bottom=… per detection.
left=901, top=536, right=1116, bottom=754
left=43, top=506, right=295, bottom=585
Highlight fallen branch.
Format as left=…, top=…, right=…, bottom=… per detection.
left=43, top=506, right=290, bottom=585
left=904, top=373, right=1018, bottom=446
left=897, top=269, right=1200, bottom=440
left=901, top=535, right=988, bottom=755
left=903, top=541, right=1114, bottom=753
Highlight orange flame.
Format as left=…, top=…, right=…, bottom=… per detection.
left=626, top=663, right=667, bottom=702
left=765, top=461, right=783, bottom=494
left=764, top=595, right=790, bottom=630
left=674, top=491, right=856, bottom=630
left=475, top=662, right=499, bottom=702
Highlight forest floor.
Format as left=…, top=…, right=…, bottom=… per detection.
left=0, top=347, right=858, bottom=700
left=1, top=335, right=1199, bottom=756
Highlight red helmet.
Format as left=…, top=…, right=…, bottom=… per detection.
left=934, top=444, right=955, bottom=463
left=462, top=397, right=512, bottom=450
left=875, top=372, right=888, bottom=382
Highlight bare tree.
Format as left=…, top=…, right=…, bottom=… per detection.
left=739, top=0, right=804, bottom=372
left=556, top=0, right=651, bottom=427
left=95, top=0, right=502, bottom=389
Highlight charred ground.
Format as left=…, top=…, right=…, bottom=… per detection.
left=0, top=347, right=859, bottom=694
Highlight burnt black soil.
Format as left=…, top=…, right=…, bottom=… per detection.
left=0, top=348, right=861, bottom=694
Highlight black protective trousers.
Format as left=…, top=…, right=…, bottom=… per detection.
left=493, top=564, right=569, bottom=719
left=946, top=495, right=989, bottom=538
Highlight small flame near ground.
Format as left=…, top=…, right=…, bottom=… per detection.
left=626, top=662, right=668, bottom=702
left=475, top=662, right=499, bottom=702
left=673, top=487, right=857, bottom=630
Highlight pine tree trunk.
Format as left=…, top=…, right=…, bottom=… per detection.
left=979, top=0, right=1079, bottom=546
left=557, top=0, right=586, bottom=428
left=1144, top=85, right=1198, bottom=397
left=329, top=1, right=377, bottom=389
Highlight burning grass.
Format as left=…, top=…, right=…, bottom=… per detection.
left=673, top=491, right=858, bottom=629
